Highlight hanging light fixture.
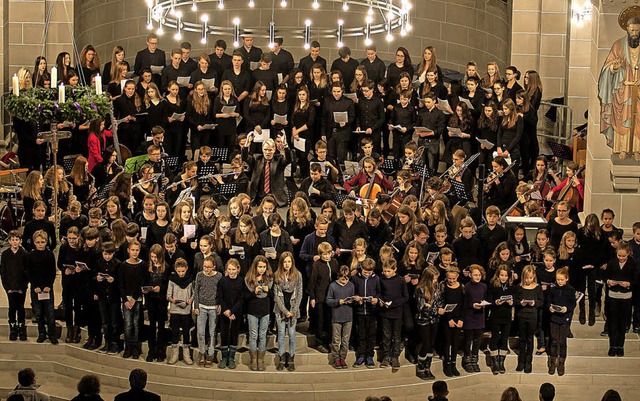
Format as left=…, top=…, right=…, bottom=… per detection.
left=174, top=10, right=183, bottom=41
left=268, top=20, right=276, bottom=49
left=364, top=15, right=372, bottom=46
left=280, top=0, right=287, bottom=7
left=146, top=0, right=154, bottom=30
left=342, top=2, right=349, bottom=11
left=312, top=0, right=319, bottom=9
left=304, top=19, right=312, bottom=49
left=232, top=17, right=241, bottom=47
left=218, top=0, right=224, bottom=9
left=248, top=0, right=255, bottom=7
left=337, top=19, right=344, bottom=48
left=200, top=14, right=209, bottom=44
left=191, top=0, right=198, bottom=11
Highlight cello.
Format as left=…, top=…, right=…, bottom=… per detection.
left=545, top=164, right=585, bottom=221
left=357, top=158, right=385, bottom=215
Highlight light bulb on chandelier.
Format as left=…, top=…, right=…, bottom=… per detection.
left=312, top=0, right=319, bottom=9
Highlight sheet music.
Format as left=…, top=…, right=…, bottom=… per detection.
left=293, top=137, right=306, bottom=152
left=333, top=111, right=348, bottom=123
left=436, top=98, right=452, bottom=115
left=177, top=76, right=191, bottom=87
left=170, top=112, right=185, bottom=120
left=266, top=90, right=273, bottom=101
left=476, top=138, right=495, bottom=149
left=250, top=61, right=260, bottom=71
left=458, top=97, right=474, bottom=109
left=221, top=105, right=236, bottom=114
left=184, top=224, right=196, bottom=239
left=274, top=114, right=288, bottom=124
left=447, top=127, right=464, bottom=137
left=202, top=123, right=218, bottom=130
left=150, top=65, right=164, bottom=74
left=202, top=78, right=215, bottom=90
left=251, top=129, right=270, bottom=143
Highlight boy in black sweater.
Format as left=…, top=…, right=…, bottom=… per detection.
left=23, top=200, right=56, bottom=251
left=118, top=240, right=147, bottom=359
left=95, top=241, right=122, bottom=354
left=308, top=241, right=340, bottom=353
left=477, top=206, right=507, bottom=266
left=0, top=230, right=28, bottom=341
left=379, top=259, right=408, bottom=372
left=26, top=230, right=58, bottom=344
left=351, top=258, right=381, bottom=368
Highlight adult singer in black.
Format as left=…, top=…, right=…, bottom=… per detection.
left=356, top=80, right=386, bottom=154
left=322, top=82, right=355, bottom=162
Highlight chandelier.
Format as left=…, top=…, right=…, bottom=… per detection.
left=145, top=0, right=413, bottom=48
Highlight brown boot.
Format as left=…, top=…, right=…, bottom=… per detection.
left=547, top=356, right=557, bottom=375
left=257, top=350, right=266, bottom=371
left=557, top=357, right=566, bottom=376
left=249, top=350, right=258, bottom=371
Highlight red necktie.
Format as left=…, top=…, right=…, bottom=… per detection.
left=264, top=160, right=271, bottom=193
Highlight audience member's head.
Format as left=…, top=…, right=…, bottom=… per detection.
left=601, top=390, right=622, bottom=401
left=500, top=387, right=523, bottom=401
left=77, top=374, right=101, bottom=396
left=17, top=368, right=35, bottom=387
left=128, top=368, right=148, bottom=390
left=432, top=380, right=449, bottom=399
left=539, top=383, right=555, bottom=401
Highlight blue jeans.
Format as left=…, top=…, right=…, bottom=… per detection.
left=197, top=307, right=217, bottom=355
left=31, top=289, right=55, bottom=337
left=247, top=314, right=269, bottom=352
left=122, top=301, right=142, bottom=343
left=276, top=316, right=296, bottom=356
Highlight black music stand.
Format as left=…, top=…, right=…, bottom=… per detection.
left=334, top=193, right=351, bottom=208
left=210, top=148, right=230, bottom=164
left=449, top=180, right=469, bottom=206
left=63, top=155, right=81, bottom=174
left=96, top=182, right=113, bottom=199
left=212, top=183, right=238, bottom=203
left=198, top=166, right=218, bottom=193
left=380, top=159, right=398, bottom=176
left=547, top=141, right=573, bottom=161
left=165, top=156, right=179, bottom=171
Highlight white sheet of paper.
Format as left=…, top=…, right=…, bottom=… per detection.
left=426, top=251, right=439, bottom=263
left=333, top=111, right=348, bottom=123
left=141, top=227, right=148, bottom=240
left=447, top=127, right=464, bottom=137
left=414, top=127, right=434, bottom=134
left=202, top=78, right=215, bottom=90
left=37, top=292, right=51, bottom=301
left=150, top=65, right=164, bottom=74
left=277, top=73, right=284, bottom=84
left=76, top=262, right=89, bottom=271
left=436, top=98, right=452, bottom=115
left=230, top=245, right=245, bottom=256
left=251, top=129, right=270, bottom=143
left=274, top=114, right=288, bottom=124
left=479, top=300, right=492, bottom=306
left=120, top=79, right=128, bottom=93
left=170, top=112, right=185, bottom=120
left=293, top=137, right=306, bottom=152
left=250, top=61, right=260, bottom=71
left=202, top=123, right=217, bottom=130
left=177, top=76, right=191, bottom=87
left=344, top=92, right=357, bottom=100
left=263, top=246, right=277, bottom=257
left=476, top=137, right=495, bottom=149
left=184, top=224, right=196, bottom=239
left=266, top=90, right=273, bottom=101
left=458, top=96, right=474, bottom=109
left=221, top=105, right=236, bottom=114
left=444, top=303, right=457, bottom=313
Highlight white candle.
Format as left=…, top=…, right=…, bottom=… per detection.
left=59, top=84, right=65, bottom=103
left=51, top=67, right=57, bottom=88
left=12, top=74, right=19, bottom=96
left=95, top=74, right=102, bottom=95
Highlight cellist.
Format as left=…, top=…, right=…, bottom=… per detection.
left=546, top=161, right=584, bottom=222
left=343, top=156, right=394, bottom=198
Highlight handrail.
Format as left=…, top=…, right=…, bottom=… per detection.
left=538, top=100, right=573, bottom=144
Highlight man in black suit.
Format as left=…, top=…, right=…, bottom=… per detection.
left=299, top=162, right=338, bottom=207
left=114, top=369, right=161, bottom=401
left=242, top=137, right=292, bottom=207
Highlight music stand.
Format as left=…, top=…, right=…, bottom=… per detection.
left=212, top=183, right=239, bottom=203
left=173, top=186, right=195, bottom=207
left=449, top=180, right=469, bottom=206
left=380, top=159, right=398, bottom=176
left=343, top=161, right=360, bottom=177
left=333, top=193, right=352, bottom=208
left=63, top=155, right=81, bottom=174
left=165, top=156, right=179, bottom=172
left=210, top=148, right=230, bottom=163
left=124, top=154, right=149, bottom=175
left=198, top=166, right=218, bottom=192
left=96, top=182, right=114, bottom=199
left=547, top=141, right=573, bottom=161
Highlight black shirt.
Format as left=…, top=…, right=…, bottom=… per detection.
left=221, top=68, right=252, bottom=97
left=235, top=45, right=263, bottom=70
left=298, top=54, right=327, bottom=79
left=270, top=49, right=295, bottom=77
left=209, top=52, right=233, bottom=74
left=330, top=57, right=360, bottom=89
left=417, top=106, right=447, bottom=140
left=360, top=56, right=386, bottom=84
left=357, top=96, right=386, bottom=133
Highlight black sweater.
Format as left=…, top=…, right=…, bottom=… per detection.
left=95, top=257, right=121, bottom=303
left=547, top=283, right=576, bottom=324
left=605, top=256, right=637, bottom=297
left=0, top=247, right=28, bottom=291
left=118, top=259, right=146, bottom=302
left=309, top=258, right=340, bottom=303
left=26, top=249, right=56, bottom=290
left=217, top=275, right=244, bottom=316
left=487, top=283, right=515, bottom=324
left=23, top=219, right=56, bottom=251
left=515, top=285, right=544, bottom=320
left=379, top=274, right=408, bottom=319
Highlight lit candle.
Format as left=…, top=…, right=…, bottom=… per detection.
left=95, top=74, right=102, bottom=95
left=59, top=83, right=65, bottom=103
left=12, top=74, right=19, bottom=96
left=51, top=67, right=57, bottom=88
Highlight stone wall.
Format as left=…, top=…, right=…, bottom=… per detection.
left=74, top=0, right=511, bottom=74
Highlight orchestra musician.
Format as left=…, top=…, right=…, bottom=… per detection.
left=91, top=147, right=123, bottom=190
left=483, top=155, right=517, bottom=213
left=299, top=162, right=338, bottom=207
left=343, top=156, right=394, bottom=197
left=166, top=161, right=199, bottom=207
left=132, top=164, right=160, bottom=211
left=147, top=144, right=173, bottom=186
left=67, top=156, right=96, bottom=208
left=395, top=169, right=418, bottom=199
left=444, top=150, right=475, bottom=207
left=43, top=165, right=71, bottom=214
left=546, top=161, right=584, bottom=222
left=212, top=155, right=249, bottom=195
left=521, top=155, right=560, bottom=214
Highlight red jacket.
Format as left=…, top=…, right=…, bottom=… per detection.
left=343, top=171, right=393, bottom=193
left=87, top=129, right=112, bottom=171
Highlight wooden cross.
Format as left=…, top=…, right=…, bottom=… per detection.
left=38, top=123, right=72, bottom=229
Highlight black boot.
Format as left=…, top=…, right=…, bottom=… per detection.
left=450, top=355, right=460, bottom=376
left=416, top=357, right=428, bottom=380
left=490, top=353, right=499, bottom=375
left=557, top=357, right=566, bottom=376
left=9, top=323, right=18, bottom=341
left=443, top=356, right=453, bottom=377
left=516, top=352, right=525, bottom=372
left=425, top=355, right=435, bottom=380
left=123, top=342, right=132, bottom=358
left=588, top=307, right=596, bottom=326
left=462, top=355, right=474, bottom=373
left=146, top=346, right=156, bottom=362
left=65, top=326, right=74, bottom=343
left=471, top=355, right=481, bottom=372
left=579, top=305, right=586, bottom=325
left=547, top=356, right=557, bottom=375
left=498, top=354, right=506, bottom=374
left=18, top=323, right=27, bottom=341
left=524, top=353, right=533, bottom=374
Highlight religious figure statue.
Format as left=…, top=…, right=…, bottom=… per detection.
left=599, top=7, right=640, bottom=161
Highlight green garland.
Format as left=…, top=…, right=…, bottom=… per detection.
left=5, top=86, right=111, bottom=125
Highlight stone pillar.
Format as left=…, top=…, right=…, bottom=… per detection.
left=585, top=1, right=640, bottom=233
